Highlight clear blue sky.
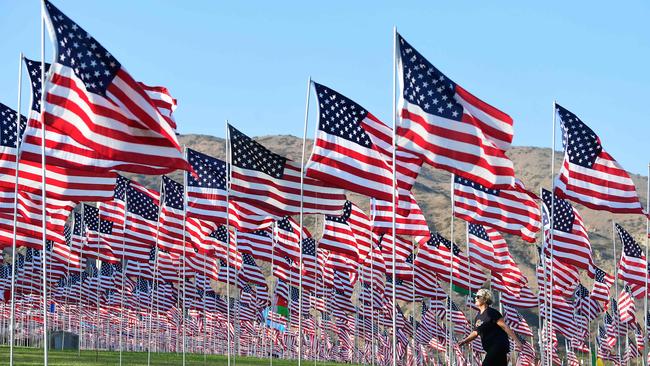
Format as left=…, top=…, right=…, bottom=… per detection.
left=1, top=1, right=648, bottom=174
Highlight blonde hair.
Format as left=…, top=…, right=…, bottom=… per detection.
left=475, top=289, right=493, bottom=306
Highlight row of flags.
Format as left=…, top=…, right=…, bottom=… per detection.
left=0, top=1, right=647, bottom=366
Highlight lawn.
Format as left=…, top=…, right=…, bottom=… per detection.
left=0, top=347, right=347, bottom=365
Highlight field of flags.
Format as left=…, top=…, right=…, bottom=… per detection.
left=0, top=1, right=648, bottom=366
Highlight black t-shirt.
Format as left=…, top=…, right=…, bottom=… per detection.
left=474, top=307, right=509, bottom=352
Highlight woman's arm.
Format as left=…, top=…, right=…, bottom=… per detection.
left=496, top=318, right=522, bottom=349
left=457, top=331, right=478, bottom=347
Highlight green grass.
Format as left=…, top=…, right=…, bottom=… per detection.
left=0, top=347, right=349, bottom=365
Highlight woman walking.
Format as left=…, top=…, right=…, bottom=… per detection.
left=457, top=289, right=522, bottom=366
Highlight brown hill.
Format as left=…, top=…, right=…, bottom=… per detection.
left=128, top=133, right=648, bottom=295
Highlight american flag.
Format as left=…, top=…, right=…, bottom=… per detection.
left=228, top=124, right=345, bottom=217
left=414, top=232, right=487, bottom=291
left=502, top=304, right=533, bottom=337
left=454, top=175, right=540, bottom=243
left=236, top=229, right=280, bottom=264
left=274, top=216, right=308, bottom=264
left=0, top=103, right=26, bottom=213
left=158, top=176, right=190, bottom=254
left=305, top=82, right=395, bottom=202
left=396, top=33, right=515, bottom=189
left=83, top=204, right=119, bottom=263
left=618, top=285, right=636, bottom=324
left=321, top=201, right=362, bottom=262
left=541, top=188, right=593, bottom=272
left=12, top=58, right=118, bottom=202
left=238, top=253, right=267, bottom=288
left=537, top=248, right=580, bottom=298
left=616, top=223, right=648, bottom=298
left=554, top=104, right=644, bottom=215
left=42, top=1, right=188, bottom=174
left=186, top=148, right=228, bottom=224
left=467, top=223, right=527, bottom=290
left=590, top=266, right=614, bottom=303
left=119, top=185, right=159, bottom=262
left=227, top=200, right=274, bottom=232
left=371, top=192, right=430, bottom=237
left=573, top=283, right=602, bottom=321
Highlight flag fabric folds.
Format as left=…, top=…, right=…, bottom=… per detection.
left=42, top=0, right=188, bottom=174
left=555, top=104, right=644, bottom=215
left=396, top=33, right=516, bottom=189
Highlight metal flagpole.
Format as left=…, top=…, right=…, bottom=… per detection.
left=298, top=76, right=312, bottom=366
left=645, top=163, right=649, bottom=366
left=613, top=220, right=622, bottom=362
left=181, top=146, right=188, bottom=366
left=225, top=121, right=232, bottom=366
left=118, top=188, right=129, bottom=366
left=448, top=174, right=456, bottom=366
left=147, top=178, right=164, bottom=366
left=39, top=3, right=50, bottom=362
left=78, top=206, right=87, bottom=356
left=391, top=25, right=398, bottom=366
left=270, top=223, right=276, bottom=366
left=8, top=51, right=24, bottom=366
left=547, top=100, right=557, bottom=365
left=411, top=237, right=416, bottom=366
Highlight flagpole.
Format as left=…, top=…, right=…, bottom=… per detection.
left=297, top=76, right=312, bottom=366
left=369, top=198, right=375, bottom=366
left=8, top=51, right=24, bottom=366
left=39, top=2, right=50, bottom=362
left=447, top=174, right=456, bottom=366
left=181, top=146, right=188, bottom=366
left=644, top=162, right=649, bottom=366
left=78, top=206, right=87, bottom=357
left=547, top=100, right=557, bottom=365
left=613, top=219, right=623, bottom=361
left=270, top=223, right=276, bottom=366
left=391, top=25, right=398, bottom=366
left=147, top=178, right=164, bottom=366
left=118, top=189, right=129, bottom=366
left=225, top=120, right=232, bottom=366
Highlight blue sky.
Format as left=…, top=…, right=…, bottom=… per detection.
left=1, top=1, right=648, bottom=174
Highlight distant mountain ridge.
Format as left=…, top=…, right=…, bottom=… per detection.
left=128, top=133, right=649, bottom=291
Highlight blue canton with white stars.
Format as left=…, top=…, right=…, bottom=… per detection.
left=126, top=186, right=158, bottom=221
left=114, top=176, right=129, bottom=202
left=83, top=204, right=99, bottom=231
left=45, top=0, right=121, bottom=96
left=209, top=225, right=229, bottom=243
left=302, top=238, right=316, bottom=256
left=556, top=104, right=602, bottom=168
left=24, top=58, right=51, bottom=113
left=541, top=189, right=575, bottom=233
left=187, top=148, right=227, bottom=189
left=454, top=175, right=499, bottom=196
left=162, top=176, right=184, bottom=210
left=398, top=34, right=463, bottom=121
left=616, top=223, right=642, bottom=259
left=325, top=200, right=352, bottom=223
left=228, top=125, right=286, bottom=179
left=313, top=82, right=372, bottom=148
left=468, top=223, right=490, bottom=242
left=0, top=103, right=26, bottom=148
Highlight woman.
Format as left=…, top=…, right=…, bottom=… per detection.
left=457, top=289, right=522, bottom=366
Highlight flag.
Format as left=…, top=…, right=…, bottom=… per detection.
left=555, top=104, right=644, bottom=215
left=186, top=148, right=228, bottom=224
left=590, top=266, right=614, bottom=303
left=320, top=201, right=362, bottom=262
left=616, top=223, right=648, bottom=298
left=454, top=175, right=540, bottom=242
left=541, top=188, right=593, bottom=272
left=120, top=185, right=159, bottom=262
left=371, top=192, right=430, bottom=237
left=305, top=82, right=395, bottom=201
left=42, top=0, right=188, bottom=174
left=396, top=33, right=515, bottom=189
left=158, top=176, right=188, bottom=254
left=228, top=124, right=345, bottom=217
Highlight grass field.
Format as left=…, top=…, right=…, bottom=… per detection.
left=0, top=347, right=347, bottom=365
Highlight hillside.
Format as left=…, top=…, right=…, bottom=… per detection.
left=129, top=133, right=648, bottom=297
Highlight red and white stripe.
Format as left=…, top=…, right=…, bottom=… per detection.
left=372, top=192, right=430, bottom=237
left=556, top=149, right=644, bottom=215
left=454, top=178, right=540, bottom=243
